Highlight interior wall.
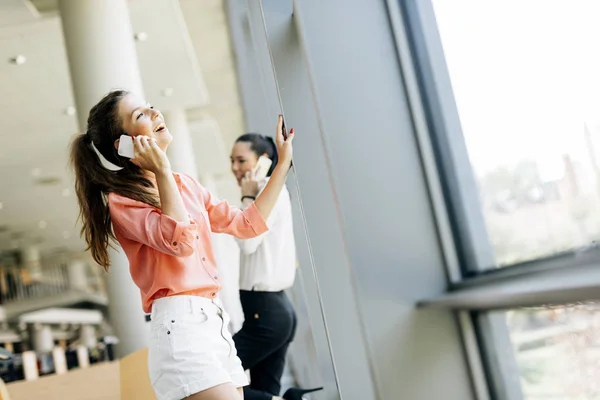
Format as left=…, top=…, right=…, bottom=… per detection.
left=227, top=0, right=478, bottom=398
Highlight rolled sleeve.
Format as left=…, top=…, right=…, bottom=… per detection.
left=235, top=185, right=283, bottom=254
left=109, top=193, right=197, bottom=257
left=180, top=173, right=269, bottom=239
left=242, top=203, right=269, bottom=236
left=160, top=214, right=198, bottom=253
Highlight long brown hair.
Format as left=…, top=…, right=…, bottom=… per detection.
left=70, top=90, right=159, bottom=271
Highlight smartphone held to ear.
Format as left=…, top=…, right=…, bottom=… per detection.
left=253, top=156, right=273, bottom=180
left=118, top=135, right=135, bottom=158
left=281, top=117, right=287, bottom=140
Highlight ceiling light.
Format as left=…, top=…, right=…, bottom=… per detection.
left=38, top=221, right=47, bottom=229
left=61, top=188, right=70, bottom=197
left=64, top=106, right=76, bottom=116
left=161, top=88, right=174, bottom=97
left=31, top=168, right=41, bottom=177
left=9, top=55, right=26, bottom=65
left=35, top=176, right=61, bottom=186
left=135, top=32, right=148, bottom=42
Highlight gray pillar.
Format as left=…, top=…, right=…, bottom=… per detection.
left=58, top=0, right=149, bottom=357
left=105, top=247, right=150, bottom=357
left=165, top=109, right=199, bottom=180
left=58, top=0, right=145, bottom=129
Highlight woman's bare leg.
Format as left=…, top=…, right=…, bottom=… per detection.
left=183, top=383, right=243, bottom=400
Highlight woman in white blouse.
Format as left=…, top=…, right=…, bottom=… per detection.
left=230, top=133, right=322, bottom=400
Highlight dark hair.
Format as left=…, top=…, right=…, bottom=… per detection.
left=70, top=90, right=159, bottom=271
left=235, top=133, right=278, bottom=176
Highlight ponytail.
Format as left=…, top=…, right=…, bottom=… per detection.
left=70, top=90, right=160, bottom=272
left=263, top=136, right=278, bottom=176
left=71, top=133, right=113, bottom=270
left=235, top=133, right=279, bottom=176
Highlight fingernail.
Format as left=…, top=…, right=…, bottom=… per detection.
left=290, top=128, right=294, bottom=134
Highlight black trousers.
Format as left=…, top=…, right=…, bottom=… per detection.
left=233, top=290, right=297, bottom=400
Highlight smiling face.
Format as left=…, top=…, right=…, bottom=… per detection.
left=230, top=141, right=260, bottom=185
left=115, top=93, right=172, bottom=151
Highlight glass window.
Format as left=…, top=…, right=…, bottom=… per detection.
left=494, top=303, right=600, bottom=399
left=431, top=1, right=600, bottom=266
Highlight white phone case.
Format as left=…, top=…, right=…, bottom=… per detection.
left=253, top=156, right=273, bottom=180
left=117, top=135, right=135, bottom=158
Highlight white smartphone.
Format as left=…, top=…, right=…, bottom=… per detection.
left=117, top=135, right=135, bottom=158
left=253, top=156, right=273, bottom=180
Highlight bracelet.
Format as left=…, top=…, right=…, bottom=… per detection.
left=241, top=195, right=256, bottom=202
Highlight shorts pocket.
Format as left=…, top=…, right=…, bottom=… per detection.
left=164, top=311, right=209, bottom=361
left=149, top=311, right=209, bottom=383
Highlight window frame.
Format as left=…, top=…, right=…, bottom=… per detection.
left=396, top=0, right=600, bottom=308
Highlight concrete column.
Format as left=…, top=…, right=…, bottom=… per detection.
left=105, top=247, right=150, bottom=357
left=58, top=0, right=148, bottom=357
left=67, top=259, right=88, bottom=291
left=80, top=325, right=98, bottom=349
left=165, top=109, right=199, bottom=179
left=58, top=0, right=145, bottom=130
left=32, top=324, right=53, bottom=354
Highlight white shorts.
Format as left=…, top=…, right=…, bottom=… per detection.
left=148, top=295, right=248, bottom=400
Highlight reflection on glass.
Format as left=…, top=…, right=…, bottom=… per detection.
left=499, top=303, right=600, bottom=400
left=432, top=1, right=600, bottom=266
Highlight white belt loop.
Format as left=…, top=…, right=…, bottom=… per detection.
left=187, top=297, right=194, bottom=314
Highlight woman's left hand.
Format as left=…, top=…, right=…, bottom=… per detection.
left=275, top=115, right=294, bottom=168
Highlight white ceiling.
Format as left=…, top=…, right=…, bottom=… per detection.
left=0, top=0, right=246, bottom=256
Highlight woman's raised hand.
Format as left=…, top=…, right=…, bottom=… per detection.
left=130, top=135, right=171, bottom=174
left=275, top=115, right=294, bottom=168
